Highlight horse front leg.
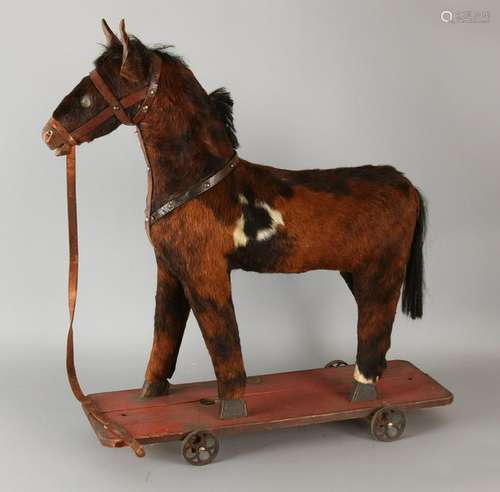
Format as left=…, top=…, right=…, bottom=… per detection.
left=184, top=273, right=247, bottom=419
left=140, top=263, right=190, bottom=398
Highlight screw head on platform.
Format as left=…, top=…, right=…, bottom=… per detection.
left=143, top=105, right=149, bottom=112
left=113, top=105, right=120, bottom=111
left=149, top=89, right=156, bottom=95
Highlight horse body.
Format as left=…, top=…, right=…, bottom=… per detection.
left=44, top=20, right=426, bottom=416
left=145, top=153, right=422, bottom=402
left=153, top=160, right=419, bottom=275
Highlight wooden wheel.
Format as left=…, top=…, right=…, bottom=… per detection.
left=370, top=407, right=406, bottom=442
left=325, top=359, right=348, bottom=368
left=181, top=430, right=219, bottom=466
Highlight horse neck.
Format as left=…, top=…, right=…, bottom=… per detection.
left=137, top=108, right=234, bottom=209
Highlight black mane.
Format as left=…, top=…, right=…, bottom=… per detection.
left=209, top=88, right=239, bottom=150
left=94, top=40, right=239, bottom=150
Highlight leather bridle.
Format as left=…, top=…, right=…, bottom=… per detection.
left=44, top=53, right=162, bottom=146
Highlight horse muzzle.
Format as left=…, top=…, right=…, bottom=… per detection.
left=42, top=118, right=75, bottom=156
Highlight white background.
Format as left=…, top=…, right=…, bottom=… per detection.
left=1, top=1, right=499, bottom=490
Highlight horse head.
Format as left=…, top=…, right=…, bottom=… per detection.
left=42, top=19, right=160, bottom=156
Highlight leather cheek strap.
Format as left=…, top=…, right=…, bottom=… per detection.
left=89, top=70, right=131, bottom=125
left=132, top=54, right=162, bottom=125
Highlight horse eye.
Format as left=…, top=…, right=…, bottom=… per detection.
left=80, top=95, right=93, bottom=108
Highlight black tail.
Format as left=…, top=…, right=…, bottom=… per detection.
left=402, top=189, right=427, bottom=319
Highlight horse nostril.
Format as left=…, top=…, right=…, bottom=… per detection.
left=44, top=129, right=54, bottom=142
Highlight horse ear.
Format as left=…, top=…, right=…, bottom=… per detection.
left=119, top=19, right=145, bottom=82
left=101, top=18, right=120, bottom=46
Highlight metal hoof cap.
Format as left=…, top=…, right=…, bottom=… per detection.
left=219, top=399, right=248, bottom=419
left=139, top=379, right=170, bottom=399
left=350, top=381, right=379, bottom=402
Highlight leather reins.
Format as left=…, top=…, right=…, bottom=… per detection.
left=55, top=55, right=163, bottom=458
left=65, top=148, right=145, bottom=457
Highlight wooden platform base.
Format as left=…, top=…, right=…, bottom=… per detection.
left=82, top=360, right=452, bottom=455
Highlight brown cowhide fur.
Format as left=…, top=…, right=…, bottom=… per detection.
left=46, top=21, right=426, bottom=408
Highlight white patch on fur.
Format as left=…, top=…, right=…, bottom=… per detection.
left=232, top=197, right=285, bottom=248
left=353, top=364, right=375, bottom=384
left=255, top=201, right=284, bottom=241
left=233, top=215, right=248, bottom=247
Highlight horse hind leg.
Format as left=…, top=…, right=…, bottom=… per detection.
left=348, top=259, right=406, bottom=402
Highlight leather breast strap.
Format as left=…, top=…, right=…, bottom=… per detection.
left=150, top=153, right=240, bottom=224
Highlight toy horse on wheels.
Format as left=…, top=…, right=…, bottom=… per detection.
left=42, top=20, right=451, bottom=463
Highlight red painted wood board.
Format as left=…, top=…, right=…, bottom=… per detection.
left=82, top=360, right=453, bottom=449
